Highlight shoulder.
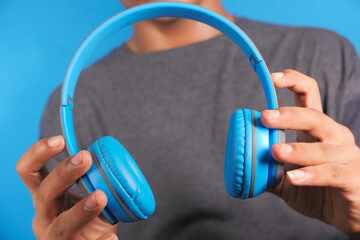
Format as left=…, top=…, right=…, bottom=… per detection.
left=238, top=17, right=353, bottom=50
left=236, top=17, right=358, bottom=81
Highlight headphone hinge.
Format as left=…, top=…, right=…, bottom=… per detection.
left=250, top=54, right=262, bottom=72
left=65, top=96, right=73, bottom=110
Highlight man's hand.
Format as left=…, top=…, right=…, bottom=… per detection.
left=16, top=136, right=118, bottom=240
left=262, top=70, right=360, bottom=239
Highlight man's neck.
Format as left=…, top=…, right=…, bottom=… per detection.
left=126, top=1, right=234, bottom=53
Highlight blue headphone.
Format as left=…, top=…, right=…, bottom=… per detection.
left=60, top=2, right=285, bottom=224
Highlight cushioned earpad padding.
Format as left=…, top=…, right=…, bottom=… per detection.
left=224, top=109, right=253, bottom=199
left=84, top=151, right=133, bottom=223
left=92, top=136, right=155, bottom=219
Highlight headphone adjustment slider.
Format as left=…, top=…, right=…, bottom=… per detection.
left=65, top=95, right=73, bottom=110
left=250, top=54, right=262, bottom=72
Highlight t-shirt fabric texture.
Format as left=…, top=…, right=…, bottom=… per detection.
left=41, top=17, right=360, bottom=239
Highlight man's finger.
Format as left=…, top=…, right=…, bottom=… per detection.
left=286, top=164, right=352, bottom=190
left=36, top=150, right=92, bottom=218
left=46, top=190, right=108, bottom=239
left=271, top=69, right=322, bottom=111
left=16, top=135, right=65, bottom=196
left=272, top=142, right=357, bottom=166
left=261, top=107, right=355, bottom=144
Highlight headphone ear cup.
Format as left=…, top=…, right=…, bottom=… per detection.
left=224, top=109, right=270, bottom=199
left=83, top=136, right=155, bottom=223
left=224, top=109, right=253, bottom=199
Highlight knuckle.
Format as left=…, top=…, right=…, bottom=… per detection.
left=302, top=78, right=316, bottom=94
left=288, top=143, right=300, bottom=156
left=308, top=107, right=320, bottom=115
left=308, top=77, right=318, bottom=89
left=352, top=146, right=360, bottom=159
left=318, top=143, right=330, bottom=157
left=56, top=157, right=75, bottom=179
left=326, top=164, right=343, bottom=186
left=342, top=126, right=355, bottom=143
left=32, top=146, right=45, bottom=158
left=15, top=160, right=25, bottom=175
left=282, top=69, right=294, bottom=75
left=32, top=215, right=44, bottom=239
left=342, top=168, right=354, bottom=189
left=33, top=139, right=47, bottom=152
left=52, top=226, right=66, bottom=239
left=311, top=109, right=327, bottom=125
left=32, top=216, right=38, bottom=231
left=54, top=166, right=69, bottom=185
left=279, top=106, right=294, bottom=115
left=32, top=138, right=56, bottom=156
left=50, top=216, right=71, bottom=240
left=291, top=107, right=305, bottom=119
left=277, top=106, right=285, bottom=112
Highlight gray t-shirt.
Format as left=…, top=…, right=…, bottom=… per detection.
left=41, top=18, right=360, bottom=239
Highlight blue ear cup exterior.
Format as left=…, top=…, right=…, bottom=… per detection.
left=82, top=136, right=155, bottom=224
left=252, top=110, right=270, bottom=197
left=225, top=109, right=271, bottom=199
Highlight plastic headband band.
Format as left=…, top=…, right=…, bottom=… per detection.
left=60, top=2, right=279, bottom=158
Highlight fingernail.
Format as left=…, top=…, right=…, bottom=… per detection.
left=47, top=135, right=62, bottom=148
left=84, top=193, right=98, bottom=210
left=280, top=143, right=292, bottom=154
left=272, top=72, right=284, bottom=80
left=267, top=110, right=280, bottom=119
left=70, top=152, right=82, bottom=166
left=287, top=170, right=306, bottom=182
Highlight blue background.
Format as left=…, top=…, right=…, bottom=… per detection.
left=1, top=0, right=359, bottom=238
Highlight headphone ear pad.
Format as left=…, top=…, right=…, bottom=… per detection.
left=87, top=136, right=155, bottom=222
left=224, top=109, right=253, bottom=199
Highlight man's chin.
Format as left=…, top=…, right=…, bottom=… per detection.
left=135, top=0, right=201, bottom=23
left=151, top=17, right=181, bottom=24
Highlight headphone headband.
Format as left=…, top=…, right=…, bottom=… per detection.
left=60, top=2, right=279, bottom=156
